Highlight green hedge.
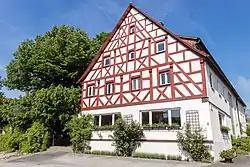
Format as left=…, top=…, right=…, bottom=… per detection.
left=232, top=137, right=250, bottom=153
left=84, top=150, right=116, bottom=156
left=167, top=155, right=182, bottom=161
left=132, top=152, right=166, bottom=160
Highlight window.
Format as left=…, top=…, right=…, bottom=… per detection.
left=157, top=42, right=165, bottom=53
left=87, top=85, right=95, bottom=97
left=101, top=114, right=112, bottom=126
left=160, top=71, right=170, bottom=85
left=106, top=82, right=114, bottom=94
left=132, top=77, right=141, bottom=90
left=129, top=51, right=135, bottom=60
left=130, top=25, right=135, bottom=34
left=171, top=109, right=181, bottom=126
left=104, top=57, right=110, bottom=67
left=222, top=86, right=225, bottom=96
left=218, top=113, right=224, bottom=127
left=140, top=108, right=181, bottom=127
left=152, top=111, right=168, bottom=124
left=94, top=115, right=99, bottom=126
left=142, top=112, right=149, bottom=125
left=209, top=72, right=213, bottom=88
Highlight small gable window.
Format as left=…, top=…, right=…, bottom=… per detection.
left=106, top=82, right=114, bottom=95
left=104, top=57, right=110, bottom=67
left=157, top=41, right=165, bottom=53
left=160, top=71, right=170, bottom=85
left=87, top=85, right=95, bottom=97
left=129, top=51, right=135, bottom=60
left=130, top=25, right=135, bottom=34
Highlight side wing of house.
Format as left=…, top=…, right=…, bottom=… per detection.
left=81, top=6, right=207, bottom=110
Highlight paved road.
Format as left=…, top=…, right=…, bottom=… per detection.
left=0, top=148, right=249, bottom=167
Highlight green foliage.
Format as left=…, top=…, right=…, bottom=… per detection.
left=20, top=122, right=50, bottom=153
left=3, top=25, right=109, bottom=92
left=220, top=126, right=230, bottom=133
left=109, top=118, right=144, bottom=157
left=0, top=128, right=24, bottom=152
left=177, top=124, right=212, bottom=162
left=235, top=149, right=249, bottom=156
left=246, top=124, right=250, bottom=136
left=133, top=152, right=166, bottom=160
left=67, top=115, right=93, bottom=153
left=94, top=125, right=114, bottom=131
left=85, top=150, right=116, bottom=156
left=232, top=137, right=250, bottom=153
left=220, top=149, right=236, bottom=162
left=166, top=155, right=182, bottom=161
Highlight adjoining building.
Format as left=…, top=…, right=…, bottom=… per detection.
left=77, top=3, right=247, bottom=161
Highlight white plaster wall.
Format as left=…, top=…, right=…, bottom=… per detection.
left=82, top=98, right=217, bottom=157
left=205, top=63, right=245, bottom=138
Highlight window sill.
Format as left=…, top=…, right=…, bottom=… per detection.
left=131, top=89, right=140, bottom=92
left=128, top=58, right=134, bottom=61
left=159, top=83, right=171, bottom=87
left=142, top=126, right=181, bottom=131
left=156, top=50, right=165, bottom=55
left=94, top=126, right=113, bottom=131
left=103, top=65, right=110, bottom=68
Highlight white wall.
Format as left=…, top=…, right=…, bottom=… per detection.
left=205, top=63, right=245, bottom=138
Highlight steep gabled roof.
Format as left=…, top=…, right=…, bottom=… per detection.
left=77, top=3, right=246, bottom=106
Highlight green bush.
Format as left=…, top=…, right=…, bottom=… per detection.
left=94, top=125, right=114, bottom=131
left=85, top=150, right=116, bottom=156
left=246, top=124, right=250, bottom=136
left=167, top=155, right=182, bottom=161
left=133, top=152, right=166, bottom=160
left=232, top=137, right=250, bottom=153
left=177, top=124, right=212, bottom=162
left=67, top=115, right=93, bottom=153
left=220, top=126, right=230, bottom=133
left=235, top=149, right=249, bottom=156
left=109, top=118, right=144, bottom=157
left=220, top=149, right=236, bottom=162
left=20, top=122, right=50, bottom=153
left=0, top=128, right=24, bottom=152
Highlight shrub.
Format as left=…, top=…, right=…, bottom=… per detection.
left=0, top=128, right=24, bottom=152
left=235, top=149, right=249, bottom=156
left=85, top=150, right=116, bottom=156
left=232, top=137, right=250, bottom=153
left=133, top=152, right=166, bottom=160
left=167, top=155, right=182, bottom=161
left=220, top=149, right=236, bottom=163
left=247, top=124, right=250, bottom=136
left=109, top=118, right=144, bottom=157
left=20, top=122, right=50, bottom=153
left=177, top=124, right=212, bottom=162
left=94, top=125, right=114, bottom=131
left=67, top=115, right=93, bottom=153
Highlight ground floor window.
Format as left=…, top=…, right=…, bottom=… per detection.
left=140, top=108, right=181, bottom=126
left=94, top=113, right=120, bottom=127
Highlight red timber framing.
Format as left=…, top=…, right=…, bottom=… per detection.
left=78, top=3, right=245, bottom=110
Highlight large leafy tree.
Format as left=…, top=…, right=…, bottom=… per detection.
left=0, top=76, right=4, bottom=100
left=4, top=25, right=109, bottom=92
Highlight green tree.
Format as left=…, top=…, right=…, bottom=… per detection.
left=67, top=115, right=93, bottom=153
left=4, top=25, right=109, bottom=92
left=0, top=76, right=4, bottom=103
left=110, top=118, right=144, bottom=157
left=247, top=124, right=250, bottom=136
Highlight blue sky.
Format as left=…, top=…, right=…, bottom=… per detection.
left=0, top=0, right=250, bottom=107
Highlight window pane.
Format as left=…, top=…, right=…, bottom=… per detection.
left=130, top=52, right=134, bottom=59
left=160, top=73, right=166, bottom=85
left=158, top=43, right=165, bottom=52
left=104, top=58, right=110, bottom=66
left=152, top=111, right=168, bottom=124
left=142, top=112, right=149, bottom=125
left=101, top=115, right=112, bottom=126
left=166, top=72, right=170, bottom=84
left=171, top=110, right=181, bottom=126
left=94, top=115, right=99, bottom=126
left=132, top=78, right=140, bottom=90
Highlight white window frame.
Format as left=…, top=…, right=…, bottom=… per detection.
left=157, top=41, right=165, bottom=53
left=104, top=57, right=110, bottom=67
left=94, top=113, right=120, bottom=126
left=106, top=82, right=114, bottom=94
left=209, top=72, right=213, bottom=88
left=129, top=51, right=135, bottom=60
left=132, top=78, right=141, bottom=90
left=87, top=85, right=95, bottom=97
left=160, top=71, right=170, bottom=85
left=140, top=108, right=181, bottom=126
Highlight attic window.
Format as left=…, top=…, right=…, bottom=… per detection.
left=129, top=51, right=135, bottom=60
left=104, top=57, right=110, bottom=67
left=130, top=25, right=135, bottom=34
left=157, top=41, right=165, bottom=53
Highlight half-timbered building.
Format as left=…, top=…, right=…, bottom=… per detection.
left=78, top=3, right=247, bottom=161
